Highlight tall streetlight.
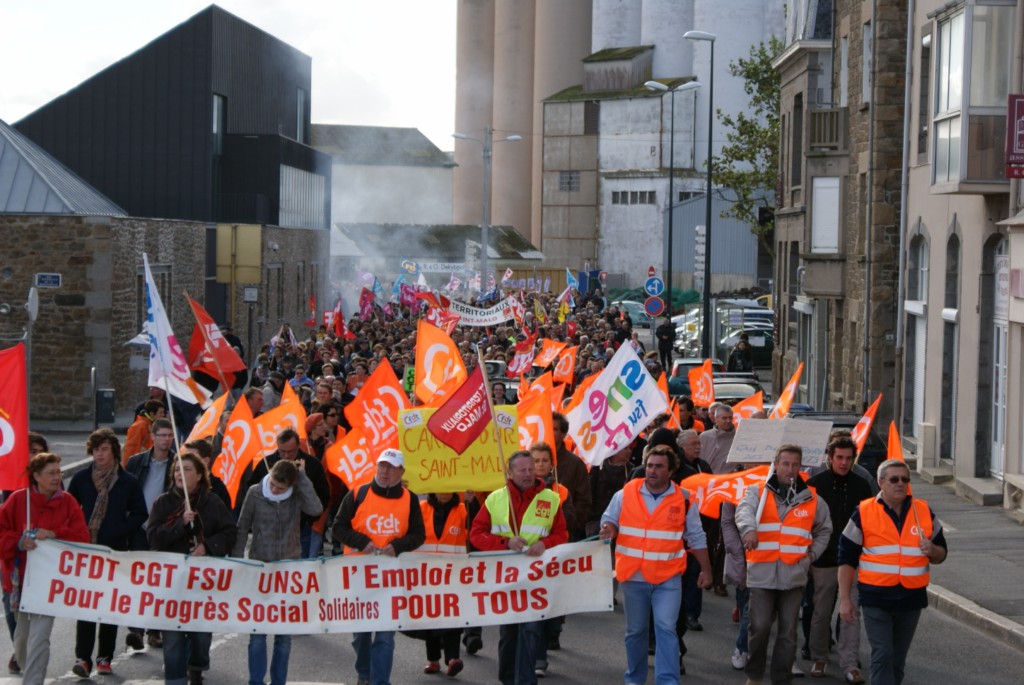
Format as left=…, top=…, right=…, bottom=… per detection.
left=453, top=126, right=522, bottom=291
left=645, top=79, right=701, bottom=320
left=685, top=29, right=716, bottom=358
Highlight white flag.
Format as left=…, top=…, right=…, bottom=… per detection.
left=143, top=254, right=211, bottom=406
left=565, top=345, right=667, bottom=467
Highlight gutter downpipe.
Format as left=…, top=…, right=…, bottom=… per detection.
left=1011, top=1, right=1024, bottom=219
left=894, top=0, right=916, bottom=428
left=863, top=0, right=878, bottom=407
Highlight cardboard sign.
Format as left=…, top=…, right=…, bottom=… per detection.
left=725, top=418, right=834, bottom=467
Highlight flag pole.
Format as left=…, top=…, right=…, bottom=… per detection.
left=753, top=462, right=775, bottom=530
left=476, top=349, right=519, bottom=539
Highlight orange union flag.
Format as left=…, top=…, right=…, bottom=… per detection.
left=426, top=365, right=490, bottom=454
left=517, top=390, right=554, bottom=451
left=344, top=358, right=408, bottom=456
left=324, top=426, right=375, bottom=490
left=688, top=359, right=715, bottom=407
left=415, top=320, right=467, bottom=403
left=732, top=391, right=764, bottom=428
left=534, top=339, right=567, bottom=369
left=552, top=346, right=577, bottom=385
left=680, top=465, right=770, bottom=517
left=212, top=397, right=261, bottom=506
left=852, top=394, right=882, bottom=453
left=0, top=343, right=29, bottom=490
left=770, top=362, right=804, bottom=419
left=187, top=392, right=230, bottom=442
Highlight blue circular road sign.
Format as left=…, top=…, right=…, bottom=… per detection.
left=644, top=276, right=665, bottom=297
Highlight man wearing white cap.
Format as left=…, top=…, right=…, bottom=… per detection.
left=332, top=449, right=425, bottom=685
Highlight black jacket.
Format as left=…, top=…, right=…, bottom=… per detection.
left=125, top=448, right=174, bottom=497
left=332, top=479, right=425, bottom=555
left=67, top=465, right=148, bottom=551
left=147, top=486, right=237, bottom=557
left=807, top=468, right=874, bottom=567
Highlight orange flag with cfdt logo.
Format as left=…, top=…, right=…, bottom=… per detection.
left=212, top=397, right=262, bottom=507
left=517, top=390, right=555, bottom=453
left=552, top=346, right=577, bottom=385
left=414, top=320, right=467, bottom=403
left=688, top=359, right=715, bottom=407
left=770, top=362, right=804, bottom=419
left=732, top=391, right=764, bottom=428
left=534, top=339, right=568, bottom=368
left=852, top=394, right=882, bottom=453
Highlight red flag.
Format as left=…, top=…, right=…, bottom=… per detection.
left=688, top=359, right=715, bottom=407
left=212, top=397, right=261, bottom=506
left=438, top=309, right=461, bottom=335
left=566, top=321, right=578, bottom=339
left=507, top=334, right=537, bottom=378
left=185, top=296, right=246, bottom=388
left=332, top=297, right=355, bottom=339
left=0, top=344, right=29, bottom=490
left=415, top=291, right=451, bottom=310
left=426, top=365, right=490, bottom=454
left=852, top=394, right=882, bottom=453
left=359, top=287, right=375, bottom=321
left=304, top=293, right=317, bottom=327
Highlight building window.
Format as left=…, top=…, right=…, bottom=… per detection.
left=678, top=191, right=701, bottom=203
left=212, top=94, right=226, bottom=156
left=810, top=177, right=840, bottom=253
left=839, top=37, right=848, bottom=107
left=280, top=165, right=327, bottom=228
left=791, top=94, right=803, bottom=187
left=918, top=31, right=931, bottom=162
left=907, top=233, right=929, bottom=301
left=297, top=88, right=307, bottom=143
left=584, top=101, right=600, bottom=135
left=934, top=11, right=964, bottom=183
left=559, top=171, right=581, bottom=192
left=862, top=22, right=872, bottom=105
left=611, top=190, right=655, bottom=205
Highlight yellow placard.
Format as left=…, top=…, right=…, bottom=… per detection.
left=399, top=405, right=519, bottom=494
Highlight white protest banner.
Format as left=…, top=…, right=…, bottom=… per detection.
left=446, top=297, right=519, bottom=326
left=21, top=540, right=612, bottom=634
left=725, top=418, right=834, bottom=467
left=564, top=345, right=667, bottom=467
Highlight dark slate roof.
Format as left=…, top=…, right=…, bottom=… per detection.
left=545, top=76, right=695, bottom=103
left=0, top=119, right=126, bottom=215
left=311, top=124, right=453, bottom=167
left=332, top=223, right=543, bottom=261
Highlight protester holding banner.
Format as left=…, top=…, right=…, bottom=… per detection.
left=333, top=448, right=425, bottom=685
left=147, top=451, right=237, bottom=685
left=837, top=458, right=947, bottom=685
left=599, top=444, right=713, bottom=684
left=736, top=445, right=832, bottom=685
left=233, top=459, right=323, bottom=685
left=67, top=429, right=149, bottom=678
left=0, top=453, right=90, bottom=685
left=470, top=450, right=568, bottom=685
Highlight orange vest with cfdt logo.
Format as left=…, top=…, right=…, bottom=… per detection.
left=418, top=500, right=468, bottom=554
left=857, top=497, right=932, bottom=589
left=345, top=487, right=411, bottom=553
left=746, top=484, right=817, bottom=565
left=614, top=479, right=689, bottom=584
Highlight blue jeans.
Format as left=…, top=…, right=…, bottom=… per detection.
left=681, top=555, right=703, bottom=621
left=352, top=631, right=395, bottom=685
left=861, top=605, right=922, bottom=685
left=248, top=634, right=291, bottom=685
left=299, top=524, right=323, bottom=559
left=622, top=576, right=681, bottom=685
left=735, top=587, right=750, bottom=652
left=497, top=620, right=543, bottom=685
left=162, top=630, right=211, bottom=685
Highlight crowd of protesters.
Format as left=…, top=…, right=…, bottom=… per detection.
left=0, top=286, right=943, bottom=685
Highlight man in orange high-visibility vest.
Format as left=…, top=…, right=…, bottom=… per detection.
left=837, top=459, right=947, bottom=685
left=736, top=445, right=832, bottom=685
left=600, top=444, right=713, bottom=684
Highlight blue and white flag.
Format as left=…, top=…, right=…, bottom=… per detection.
left=565, top=268, right=579, bottom=291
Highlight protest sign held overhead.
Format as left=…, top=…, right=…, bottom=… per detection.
left=400, top=405, right=518, bottom=493
left=564, top=345, right=667, bottom=467
left=426, top=365, right=490, bottom=454
left=725, top=417, right=833, bottom=467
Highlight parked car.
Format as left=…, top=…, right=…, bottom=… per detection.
left=612, top=300, right=655, bottom=329
left=666, top=373, right=772, bottom=405
left=671, top=357, right=726, bottom=378
left=788, top=410, right=888, bottom=476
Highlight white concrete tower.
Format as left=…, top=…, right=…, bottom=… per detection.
left=592, top=0, right=642, bottom=52
left=640, top=0, right=693, bottom=78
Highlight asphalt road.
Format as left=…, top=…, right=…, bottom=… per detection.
left=5, top=586, right=1022, bottom=684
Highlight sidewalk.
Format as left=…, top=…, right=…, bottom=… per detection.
left=909, top=475, right=1024, bottom=653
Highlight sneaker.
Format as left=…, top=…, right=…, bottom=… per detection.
left=8, top=654, right=19, bottom=675
left=96, top=658, right=113, bottom=675
left=845, top=669, right=865, bottom=684
left=424, top=661, right=441, bottom=674
left=446, top=658, right=464, bottom=677
left=731, top=649, right=749, bottom=670
left=792, top=663, right=805, bottom=678
left=126, top=630, right=145, bottom=651
left=463, top=634, right=482, bottom=655
left=535, top=659, right=548, bottom=678
left=147, top=632, right=163, bottom=648
left=72, top=658, right=92, bottom=678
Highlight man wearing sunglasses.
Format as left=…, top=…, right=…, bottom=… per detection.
left=836, top=459, right=947, bottom=685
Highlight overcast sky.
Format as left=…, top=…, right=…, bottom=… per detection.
left=0, top=0, right=457, bottom=150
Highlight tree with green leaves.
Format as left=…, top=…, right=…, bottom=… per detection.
left=711, top=36, right=782, bottom=258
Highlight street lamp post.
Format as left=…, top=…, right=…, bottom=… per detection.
left=685, top=29, right=716, bottom=359
left=645, top=80, right=701, bottom=321
left=453, top=126, right=521, bottom=292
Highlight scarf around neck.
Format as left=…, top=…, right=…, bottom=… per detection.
left=88, top=464, right=118, bottom=543
left=261, top=475, right=293, bottom=502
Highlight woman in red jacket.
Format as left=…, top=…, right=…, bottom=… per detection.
left=0, top=452, right=90, bottom=685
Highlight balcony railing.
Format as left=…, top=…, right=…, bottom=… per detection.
left=809, top=107, right=845, bottom=151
